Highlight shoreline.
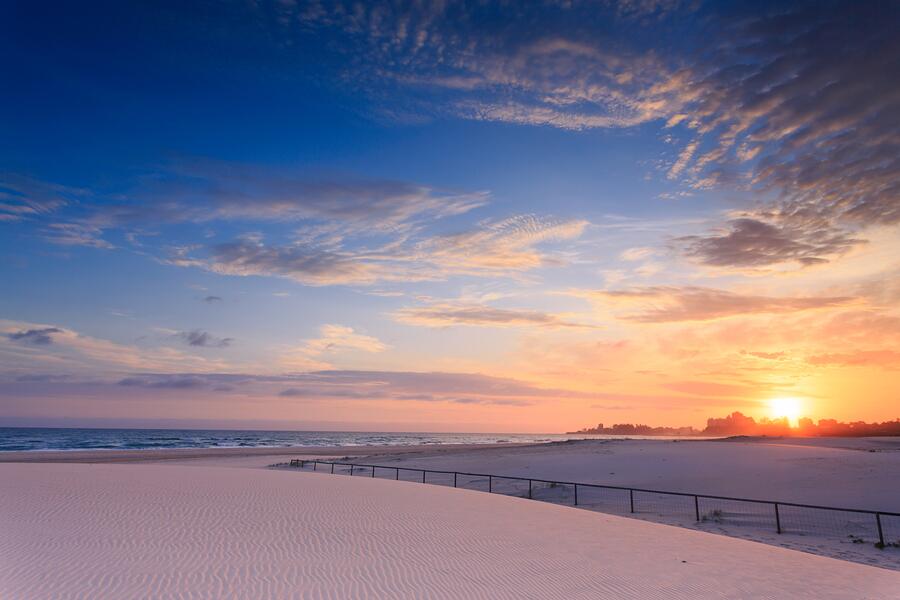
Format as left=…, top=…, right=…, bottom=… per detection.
left=0, top=441, right=542, bottom=463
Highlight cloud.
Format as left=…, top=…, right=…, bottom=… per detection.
left=300, top=325, right=387, bottom=355
left=8, top=368, right=569, bottom=409
left=581, top=286, right=854, bottom=322
left=807, top=350, right=900, bottom=369
left=0, top=174, right=76, bottom=222
left=42, top=222, right=114, bottom=249
left=619, top=247, right=656, bottom=261
left=6, top=327, right=61, bottom=345
left=14, top=373, right=72, bottom=382
left=84, top=163, right=489, bottom=233
left=674, top=218, right=864, bottom=269
left=176, top=330, right=233, bottom=348
left=664, top=3, right=900, bottom=267
left=275, top=369, right=585, bottom=406
left=173, top=214, right=587, bottom=286
left=280, top=325, right=387, bottom=370
left=416, top=215, right=588, bottom=273
left=200, top=238, right=382, bottom=286
left=298, top=2, right=684, bottom=131
left=276, top=385, right=530, bottom=405
left=297, top=2, right=898, bottom=270
left=741, top=350, right=786, bottom=361
left=1, top=320, right=231, bottom=373
left=202, top=296, right=222, bottom=303
left=118, top=375, right=207, bottom=389
left=393, top=300, right=592, bottom=329
left=662, top=380, right=759, bottom=398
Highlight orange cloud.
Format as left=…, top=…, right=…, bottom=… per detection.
left=579, top=286, right=855, bottom=322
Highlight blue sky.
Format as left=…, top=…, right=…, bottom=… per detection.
left=1, top=0, right=898, bottom=431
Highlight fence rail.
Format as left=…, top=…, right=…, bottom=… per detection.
left=287, top=459, right=899, bottom=548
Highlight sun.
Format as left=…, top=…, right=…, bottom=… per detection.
left=768, top=397, right=802, bottom=427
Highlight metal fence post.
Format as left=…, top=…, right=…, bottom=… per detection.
left=371, top=466, right=375, bottom=478
left=454, top=472, right=457, bottom=488
left=574, top=484, right=579, bottom=506
left=876, top=513, right=885, bottom=546
left=331, top=463, right=335, bottom=474
left=629, top=489, right=634, bottom=513
left=313, top=461, right=318, bottom=471
left=422, top=470, right=426, bottom=483
left=489, top=475, right=493, bottom=493
left=694, top=495, right=700, bottom=522
left=775, top=503, right=782, bottom=534
left=350, top=464, right=354, bottom=476
left=395, top=467, right=399, bottom=480
left=529, top=479, right=532, bottom=499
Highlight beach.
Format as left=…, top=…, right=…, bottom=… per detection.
left=3, top=460, right=899, bottom=599
left=2, top=437, right=899, bottom=598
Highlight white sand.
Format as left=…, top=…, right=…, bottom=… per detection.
left=2, top=463, right=899, bottom=599
left=356, top=438, right=900, bottom=509
left=352, top=438, right=900, bottom=570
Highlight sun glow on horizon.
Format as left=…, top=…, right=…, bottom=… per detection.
left=768, top=397, right=803, bottom=427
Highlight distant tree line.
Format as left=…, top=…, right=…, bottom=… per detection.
left=569, top=412, right=900, bottom=437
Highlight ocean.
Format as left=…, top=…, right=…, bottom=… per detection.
left=0, top=427, right=605, bottom=452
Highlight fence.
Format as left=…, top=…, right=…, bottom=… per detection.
left=287, top=459, right=900, bottom=548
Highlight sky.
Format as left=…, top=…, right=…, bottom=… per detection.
left=1, top=0, right=898, bottom=432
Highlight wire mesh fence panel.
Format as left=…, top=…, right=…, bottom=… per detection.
left=454, top=473, right=491, bottom=492
left=423, top=471, right=455, bottom=487
left=295, top=462, right=900, bottom=550
left=530, top=480, right=575, bottom=505
left=695, top=497, right=778, bottom=531
left=576, top=486, right=632, bottom=514
left=632, top=490, right=694, bottom=518
left=778, top=505, right=879, bottom=541
left=488, top=476, right=530, bottom=498
left=332, top=463, right=354, bottom=476
left=880, top=513, right=900, bottom=548
left=396, top=468, right=425, bottom=483
left=372, top=466, right=398, bottom=480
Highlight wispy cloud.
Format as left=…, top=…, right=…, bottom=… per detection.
left=275, top=369, right=588, bottom=406
left=0, top=175, right=77, bottom=222
left=578, top=286, right=855, bottom=322
left=416, top=215, right=588, bottom=273
left=279, top=325, right=387, bottom=371
left=42, top=222, right=114, bottom=249
left=171, top=214, right=587, bottom=286
left=298, top=3, right=684, bottom=131
left=295, top=1, right=899, bottom=271
left=118, top=375, right=208, bottom=389
left=393, top=299, right=593, bottom=329
left=807, top=350, right=900, bottom=369
left=198, top=239, right=381, bottom=286
left=82, top=163, right=489, bottom=233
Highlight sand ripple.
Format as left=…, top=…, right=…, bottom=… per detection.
left=1, top=463, right=897, bottom=599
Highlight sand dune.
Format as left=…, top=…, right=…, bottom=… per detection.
left=353, top=438, right=900, bottom=569
left=1, top=463, right=898, bottom=599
